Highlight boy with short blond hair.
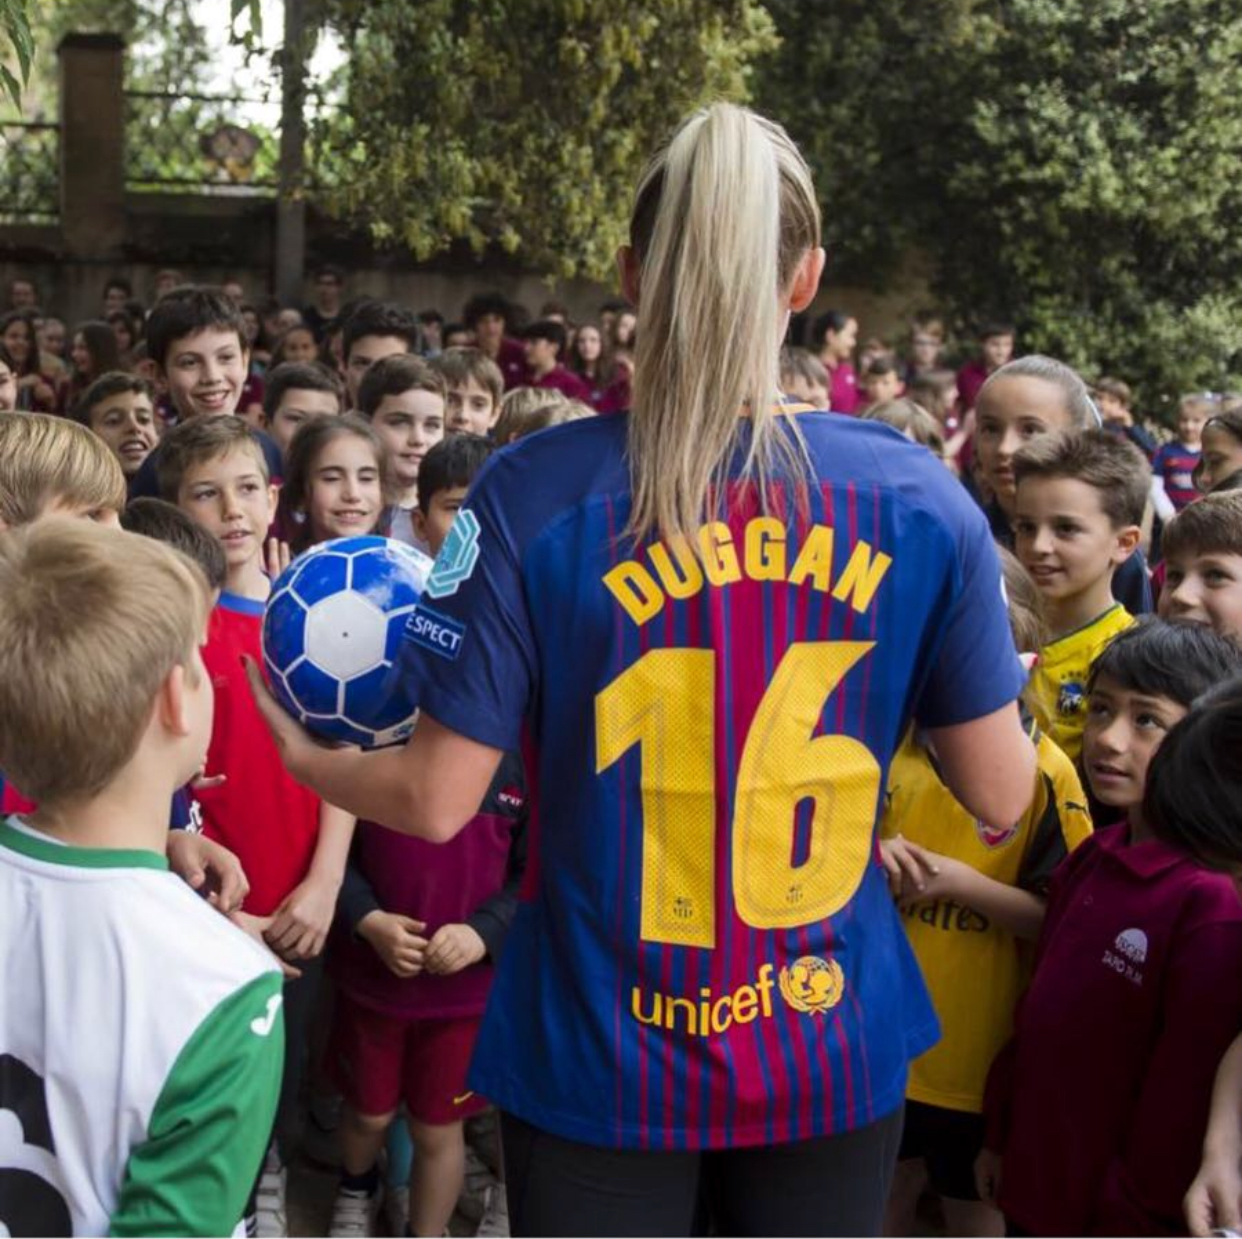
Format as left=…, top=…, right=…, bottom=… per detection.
left=431, top=346, right=504, bottom=436
left=1013, top=428, right=1150, bottom=760
left=0, top=519, right=283, bottom=1236
left=1158, top=490, right=1242, bottom=642
left=0, top=411, right=248, bottom=897
left=162, top=413, right=356, bottom=1232
left=0, top=410, right=126, bottom=529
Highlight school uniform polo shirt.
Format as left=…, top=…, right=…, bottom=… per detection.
left=984, top=823, right=1242, bottom=1235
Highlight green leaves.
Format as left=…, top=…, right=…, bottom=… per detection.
left=755, top=0, right=1242, bottom=408
left=0, top=0, right=33, bottom=109
left=313, top=0, right=776, bottom=279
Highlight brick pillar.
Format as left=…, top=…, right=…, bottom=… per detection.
left=58, top=33, right=126, bottom=257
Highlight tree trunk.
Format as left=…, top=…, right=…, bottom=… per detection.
left=275, top=0, right=307, bottom=308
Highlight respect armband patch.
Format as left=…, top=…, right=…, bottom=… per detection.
left=405, top=604, right=466, bottom=661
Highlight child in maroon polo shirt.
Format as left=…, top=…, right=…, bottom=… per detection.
left=979, top=621, right=1242, bottom=1236
left=520, top=318, right=592, bottom=402
left=1155, top=682, right=1242, bottom=1237
left=324, top=435, right=526, bottom=1239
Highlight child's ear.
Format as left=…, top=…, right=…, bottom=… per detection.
left=412, top=507, right=428, bottom=541
left=486, top=405, right=501, bottom=431
left=266, top=482, right=280, bottom=519
left=1113, top=524, right=1142, bottom=564
left=157, top=663, right=191, bottom=739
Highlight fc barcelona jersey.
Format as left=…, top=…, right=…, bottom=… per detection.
left=400, top=410, right=1026, bottom=1150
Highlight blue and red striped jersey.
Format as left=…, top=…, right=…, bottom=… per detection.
left=400, top=409, right=1026, bottom=1151
left=1152, top=441, right=1202, bottom=512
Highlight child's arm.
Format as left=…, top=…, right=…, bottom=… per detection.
left=336, top=835, right=382, bottom=934
left=109, top=974, right=283, bottom=1236
left=265, top=802, right=355, bottom=961
left=1150, top=473, right=1176, bottom=522
left=1187, top=1031, right=1242, bottom=1237
left=336, top=832, right=429, bottom=978
left=165, top=830, right=249, bottom=913
left=1091, top=922, right=1242, bottom=1235
left=425, top=803, right=529, bottom=976
left=892, top=838, right=1046, bottom=940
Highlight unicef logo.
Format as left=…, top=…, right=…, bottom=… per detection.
left=778, top=955, right=845, bottom=1015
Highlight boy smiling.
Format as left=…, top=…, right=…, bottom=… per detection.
left=130, top=286, right=285, bottom=498
left=1013, top=429, right=1150, bottom=760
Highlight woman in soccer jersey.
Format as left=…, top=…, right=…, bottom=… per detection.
left=252, top=105, right=1036, bottom=1236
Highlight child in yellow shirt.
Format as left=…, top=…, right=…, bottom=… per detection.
left=1013, top=429, right=1149, bottom=761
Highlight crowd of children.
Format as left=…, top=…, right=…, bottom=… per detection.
left=2, top=261, right=1242, bottom=1239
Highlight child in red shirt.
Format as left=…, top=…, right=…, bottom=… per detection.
left=979, top=621, right=1242, bottom=1235
left=161, top=412, right=356, bottom=1235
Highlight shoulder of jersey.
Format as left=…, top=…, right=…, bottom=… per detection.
left=142, top=869, right=281, bottom=982
left=482, top=415, right=629, bottom=515
left=798, top=413, right=971, bottom=505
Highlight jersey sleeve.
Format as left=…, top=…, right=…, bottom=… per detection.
left=1015, top=746, right=1093, bottom=896
left=109, top=972, right=284, bottom=1238
left=399, top=466, right=538, bottom=752
left=914, top=504, right=1027, bottom=728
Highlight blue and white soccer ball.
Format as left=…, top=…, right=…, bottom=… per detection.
left=262, top=536, right=433, bottom=748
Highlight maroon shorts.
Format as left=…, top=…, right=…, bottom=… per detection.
left=328, top=992, right=487, bottom=1125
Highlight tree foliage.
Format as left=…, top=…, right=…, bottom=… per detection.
left=757, top=0, right=1242, bottom=407
left=0, top=0, right=32, bottom=109
left=314, top=0, right=777, bottom=278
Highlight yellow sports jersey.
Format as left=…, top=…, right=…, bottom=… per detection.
left=1027, top=603, right=1134, bottom=761
left=881, top=730, right=1092, bottom=1113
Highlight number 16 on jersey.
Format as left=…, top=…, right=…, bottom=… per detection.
left=595, top=640, right=882, bottom=950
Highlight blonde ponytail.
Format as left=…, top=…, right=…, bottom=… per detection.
left=626, top=104, right=821, bottom=546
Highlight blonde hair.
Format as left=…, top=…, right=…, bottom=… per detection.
left=907, top=370, right=957, bottom=423
left=497, top=391, right=595, bottom=443
left=0, top=519, right=210, bottom=805
left=627, top=104, right=821, bottom=544
left=779, top=346, right=829, bottom=391
left=0, top=412, right=127, bottom=526
left=496, top=385, right=567, bottom=442
left=862, top=398, right=945, bottom=458
left=978, top=355, right=1098, bottom=429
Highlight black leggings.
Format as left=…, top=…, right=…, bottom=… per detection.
left=501, top=1107, right=904, bottom=1238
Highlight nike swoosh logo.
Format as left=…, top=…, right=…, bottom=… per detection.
left=250, top=994, right=283, bottom=1037
left=452, top=1091, right=475, bottom=1106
